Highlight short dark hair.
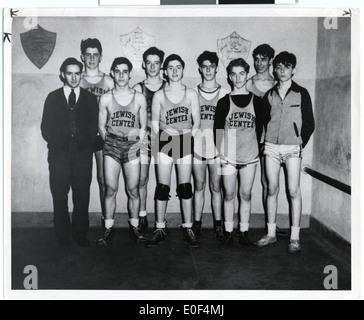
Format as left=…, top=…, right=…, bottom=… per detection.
left=59, top=57, right=83, bottom=83
left=143, top=47, right=165, bottom=63
left=163, top=54, right=185, bottom=70
left=197, top=51, right=219, bottom=67
left=110, top=57, right=133, bottom=73
left=273, top=51, right=297, bottom=69
left=60, top=57, right=83, bottom=74
left=252, top=44, right=275, bottom=60
left=226, top=58, right=250, bottom=75
left=80, top=38, right=102, bottom=55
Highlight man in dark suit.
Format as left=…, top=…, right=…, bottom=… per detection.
left=41, top=57, right=99, bottom=248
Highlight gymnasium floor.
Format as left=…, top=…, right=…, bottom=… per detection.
left=11, top=227, right=351, bottom=291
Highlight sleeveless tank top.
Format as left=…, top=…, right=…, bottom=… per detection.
left=221, top=94, right=259, bottom=165
left=80, top=74, right=111, bottom=99
left=139, top=80, right=166, bottom=128
left=194, top=86, right=221, bottom=160
left=250, top=78, right=265, bottom=98
left=159, top=87, right=193, bottom=136
left=250, top=78, right=276, bottom=99
left=106, top=90, right=140, bottom=138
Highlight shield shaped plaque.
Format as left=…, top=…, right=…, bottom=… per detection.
left=120, top=27, right=156, bottom=71
left=20, top=25, right=57, bottom=69
left=217, top=32, right=252, bottom=68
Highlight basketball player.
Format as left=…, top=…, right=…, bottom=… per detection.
left=214, top=58, right=264, bottom=250
left=148, top=54, right=201, bottom=248
left=80, top=38, right=114, bottom=230
left=97, top=57, right=147, bottom=246
left=256, top=52, right=315, bottom=254
left=246, top=44, right=288, bottom=238
left=133, top=47, right=166, bottom=235
left=192, top=51, right=229, bottom=241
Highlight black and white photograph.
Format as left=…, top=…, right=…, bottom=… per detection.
left=2, top=6, right=361, bottom=299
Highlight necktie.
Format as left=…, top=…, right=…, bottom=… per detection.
left=68, top=89, right=76, bottom=109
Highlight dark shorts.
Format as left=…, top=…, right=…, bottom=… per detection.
left=158, top=130, right=194, bottom=161
left=94, top=134, right=104, bottom=152
left=103, top=133, right=140, bottom=165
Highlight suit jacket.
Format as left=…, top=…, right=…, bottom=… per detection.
left=41, top=87, right=99, bottom=156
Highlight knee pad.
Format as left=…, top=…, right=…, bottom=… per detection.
left=154, top=184, right=171, bottom=201
left=176, top=183, right=193, bottom=200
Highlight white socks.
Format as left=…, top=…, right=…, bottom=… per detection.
left=182, top=223, right=193, bottom=229
left=240, top=223, right=250, bottom=233
left=268, top=223, right=277, bottom=237
left=291, top=226, right=300, bottom=241
left=224, top=222, right=234, bottom=233
left=105, top=219, right=114, bottom=230
left=129, top=218, right=139, bottom=228
left=156, top=222, right=166, bottom=229
left=139, top=211, right=147, bottom=217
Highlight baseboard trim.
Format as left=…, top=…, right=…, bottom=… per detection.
left=309, top=216, right=351, bottom=255
left=11, top=212, right=310, bottom=229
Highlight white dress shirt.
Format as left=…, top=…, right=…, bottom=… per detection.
left=63, top=86, right=81, bottom=105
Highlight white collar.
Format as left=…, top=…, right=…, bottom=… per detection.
left=63, top=86, right=81, bottom=102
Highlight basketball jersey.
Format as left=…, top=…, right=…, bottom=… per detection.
left=194, top=85, right=221, bottom=160
left=221, top=94, right=259, bottom=165
left=159, top=87, right=193, bottom=135
left=139, top=80, right=165, bottom=128
left=250, top=78, right=276, bottom=99
left=80, top=74, right=111, bottom=99
left=106, top=91, right=140, bottom=139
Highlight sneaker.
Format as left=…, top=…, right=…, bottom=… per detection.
left=147, top=228, right=166, bottom=247
left=276, top=227, right=289, bottom=238
left=192, top=221, right=202, bottom=238
left=288, top=240, right=302, bottom=254
left=129, top=225, right=146, bottom=243
left=256, top=235, right=277, bottom=248
left=218, top=231, right=233, bottom=249
left=138, top=216, right=149, bottom=235
left=183, top=228, right=200, bottom=248
left=96, top=228, right=115, bottom=246
left=214, top=226, right=224, bottom=241
left=238, top=231, right=255, bottom=250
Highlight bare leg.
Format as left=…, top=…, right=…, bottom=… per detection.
left=155, top=152, right=173, bottom=224
left=221, top=163, right=238, bottom=228
left=95, top=150, right=106, bottom=218
left=208, top=158, right=223, bottom=222
left=238, top=163, right=257, bottom=225
left=176, top=154, right=193, bottom=225
left=139, top=154, right=151, bottom=213
left=122, top=159, right=141, bottom=220
left=260, top=156, right=268, bottom=214
left=265, top=157, right=281, bottom=224
left=192, top=160, right=207, bottom=222
left=285, top=157, right=302, bottom=228
left=104, top=156, right=122, bottom=220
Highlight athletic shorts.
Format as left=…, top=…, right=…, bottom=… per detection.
left=263, top=142, right=302, bottom=165
left=103, top=133, right=140, bottom=164
left=94, top=134, right=104, bottom=152
left=158, top=130, right=194, bottom=161
left=221, top=157, right=259, bottom=170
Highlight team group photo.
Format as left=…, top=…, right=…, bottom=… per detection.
left=8, top=11, right=353, bottom=291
